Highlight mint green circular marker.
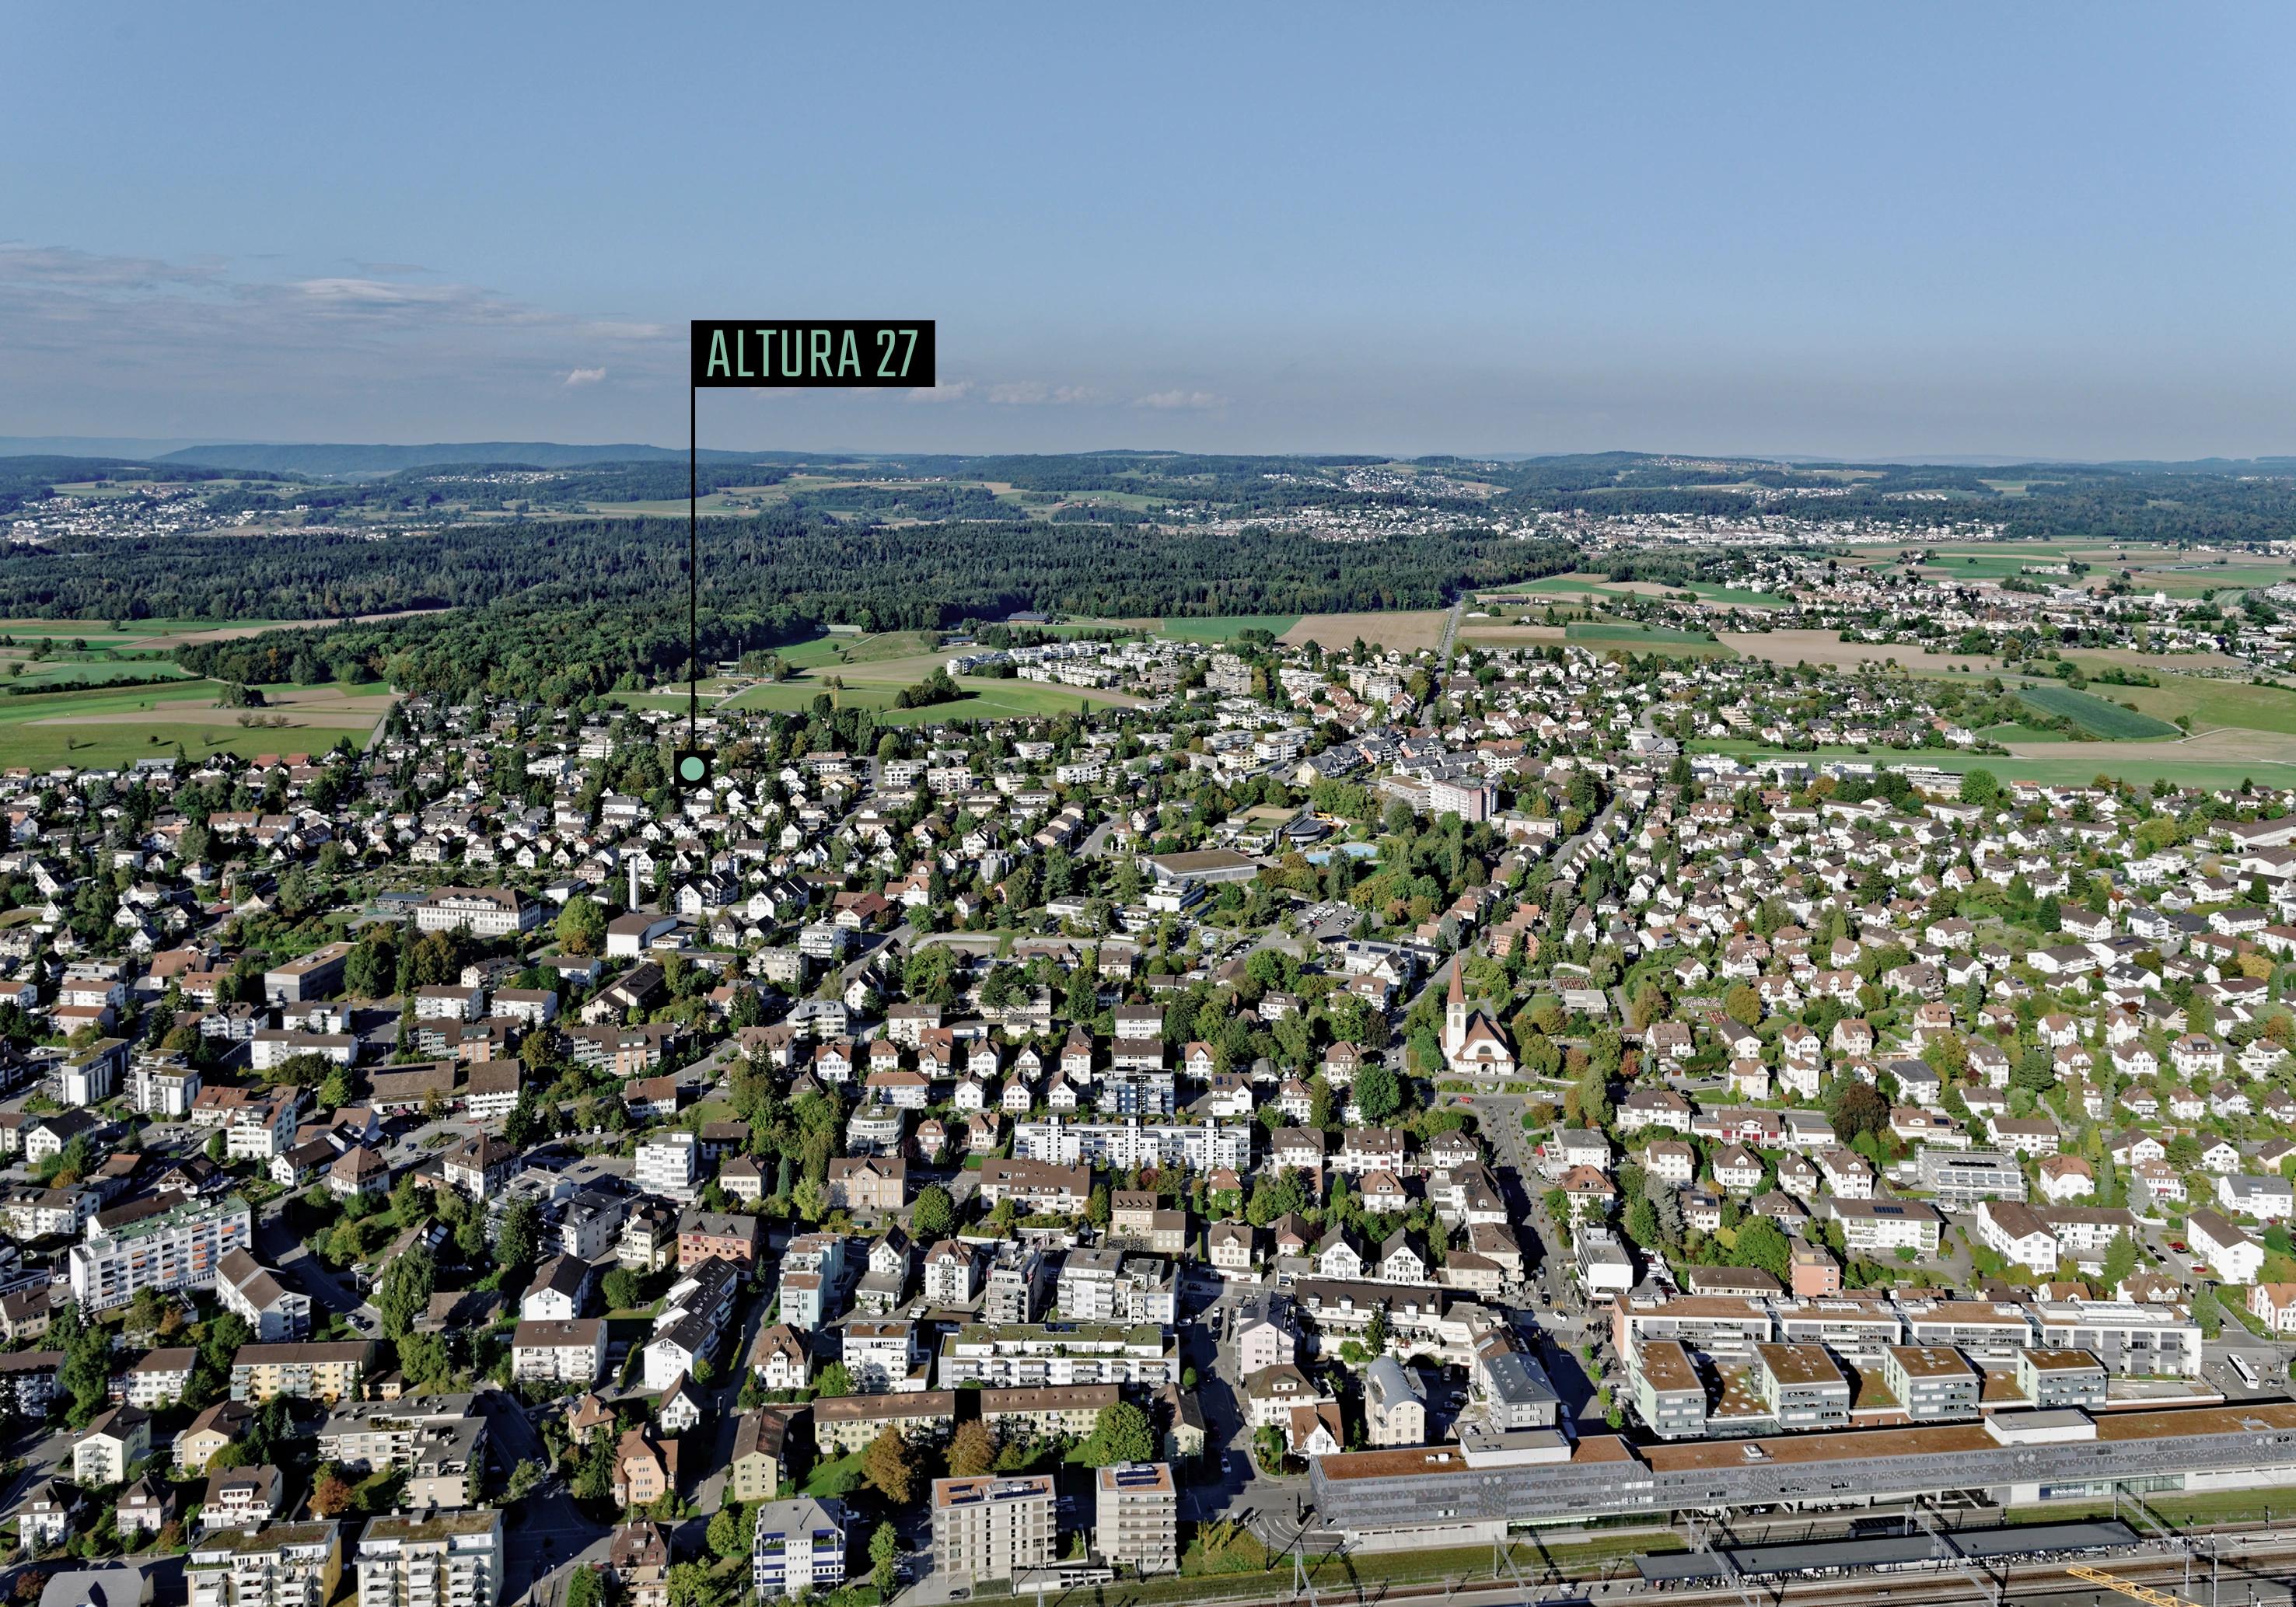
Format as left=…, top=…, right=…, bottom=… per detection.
left=679, top=755, right=708, bottom=784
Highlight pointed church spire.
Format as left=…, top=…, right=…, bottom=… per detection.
left=1448, top=955, right=1464, bottom=1004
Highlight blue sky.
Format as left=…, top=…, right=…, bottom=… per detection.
left=7, top=2, right=2295, bottom=459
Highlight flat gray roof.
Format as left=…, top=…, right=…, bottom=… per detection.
left=1639, top=1521, right=2140, bottom=1582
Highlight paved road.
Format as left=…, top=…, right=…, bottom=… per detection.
left=1438, top=597, right=1465, bottom=669
left=488, top=1391, right=612, bottom=1606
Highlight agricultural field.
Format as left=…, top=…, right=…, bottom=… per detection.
left=1562, top=622, right=1731, bottom=656
left=0, top=679, right=393, bottom=770
left=1690, top=738, right=2285, bottom=793
left=1458, top=624, right=1570, bottom=652
left=1486, top=572, right=1788, bottom=607
left=1278, top=610, right=1449, bottom=654
left=2057, top=666, right=2296, bottom=739
left=2015, top=683, right=2182, bottom=740
left=1157, top=615, right=1302, bottom=643
left=1721, top=629, right=2000, bottom=674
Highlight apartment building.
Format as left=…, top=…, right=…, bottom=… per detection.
left=938, top=1323, right=1179, bottom=1389
left=979, top=1385, right=1118, bottom=1445
left=229, top=1342, right=376, bottom=1405
left=750, top=1497, right=847, bottom=1600
left=68, top=1192, right=253, bottom=1311
left=510, top=1319, right=606, bottom=1387
left=1095, top=1462, right=1178, bottom=1575
left=810, top=1392, right=957, bottom=1457
left=932, top=1475, right=1055, bottom=1585
left=352, top=1510, right=503, bottom=1607
left=187, top=1521, right=344, bottom=1607
left=317, top=1396, right=488, bottom=1511
left=2015, top=1347, right=2110, bottom=1410
left=634, top=1131, right=700, bottom=1204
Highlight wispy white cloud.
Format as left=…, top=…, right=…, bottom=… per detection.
left=1134, top=389, right=1227, bottom=410
left=986, top=382, right=1103, bottom=406
left=0, top=243, right=671, bottom=435
left=906, top=380, right=976, bottom=403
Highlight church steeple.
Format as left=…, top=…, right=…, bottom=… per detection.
left=1444, top=955, right=1468, bottom=1059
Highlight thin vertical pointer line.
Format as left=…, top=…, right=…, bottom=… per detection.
left=689, top=381, right=698, bottom=749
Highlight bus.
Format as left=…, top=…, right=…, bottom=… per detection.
left=2230, top=1353, right=2261, bottom=1389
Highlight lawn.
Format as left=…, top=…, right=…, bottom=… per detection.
left=801, top=1451, right=865, bottom=1498
left=1690, top=738, right=2279, bottom=792
left=1157, top=615, right=1302, bottom=643
left=1977, top=722, right=2068, bottom=744
left=2016, top=684, right=2182, bottom=740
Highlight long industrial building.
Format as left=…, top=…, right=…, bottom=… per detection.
left=1309, top=1401, right=2296, bottom=1551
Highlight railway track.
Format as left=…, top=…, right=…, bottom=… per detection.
left=1105, top=1526, right=2296, bottom=1607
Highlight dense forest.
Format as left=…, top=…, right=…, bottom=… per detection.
left=161, top=514, right=1578, bottom=700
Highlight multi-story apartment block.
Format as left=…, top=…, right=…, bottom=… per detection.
left=2015, top=1347, right=2110, bottom=1410
left=938, top=1323, right=1179, bottom=1389
left=979, top=1385, right=1118, bottom=1445
left=187, top=1522, right=343, bottom=1607
left=1095, top=1462, right=1177, bottom=1574
left=317, top=1396, right=488, bottom=1511
left=750, top=1498, right=847, bottom=1600
left=634, top=1131, right=700, bottom=1204
left=932, top=1475, right=1055, bottom=1585
left=229, top=1342, right=375, bottom=1405
left=510, top=1319, right=606, bottom=1387
left=352, top=1510, right=502, bottom=1607
left=69, top=1193, right=253, bottom=1312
